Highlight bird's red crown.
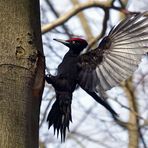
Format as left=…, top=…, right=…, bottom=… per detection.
left=66, top=38, right=87, bottom=43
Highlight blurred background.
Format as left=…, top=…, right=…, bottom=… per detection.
left=39, top=0, right=148, bottom=147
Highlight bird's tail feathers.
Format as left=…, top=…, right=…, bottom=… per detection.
left=47, top=95, right=72, bottom=142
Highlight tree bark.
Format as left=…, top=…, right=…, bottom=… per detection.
left=0, top=0, right=44, bottom=148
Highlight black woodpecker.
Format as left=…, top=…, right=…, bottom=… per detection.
left=45, top=12, right=148, bottom=141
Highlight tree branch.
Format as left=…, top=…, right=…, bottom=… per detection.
left=71, top=0, right=95, bottom=41
left=45, top=0, right=72, bottom=38
left=86, top=8, right=110, bottom=50
left=41, top=1, right=113, bottom=34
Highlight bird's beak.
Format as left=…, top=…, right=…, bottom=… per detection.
left=53, top=38, right=70, bottom=46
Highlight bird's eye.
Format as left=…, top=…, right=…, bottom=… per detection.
left=72, top=41, right=76, bottom=44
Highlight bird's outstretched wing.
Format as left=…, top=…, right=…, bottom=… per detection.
left=77, top=12, right=148, bottom=93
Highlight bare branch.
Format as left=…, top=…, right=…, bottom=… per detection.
left=41, top=1, right=113, bottom=34
left=122, top=78, right=139, bottom=148
left=86, top=8, right=110, bottom=50
left=71, top=0, right=95, bottom=41
left=138, top=127, right=147, bottom=148
left=45, top=0, right=72, bottom=38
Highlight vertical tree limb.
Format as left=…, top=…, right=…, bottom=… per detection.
left=122, top=78, right=139, bottom=148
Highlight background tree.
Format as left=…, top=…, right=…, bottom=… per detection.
left=40, top=0, right=148, bottom=148
left=0, top=0, right=44, bottom=148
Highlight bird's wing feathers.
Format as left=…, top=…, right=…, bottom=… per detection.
left=77, top=12, right=148, bottom=93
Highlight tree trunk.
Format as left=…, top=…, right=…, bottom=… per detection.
left=0, top=0, right=44, bottom=148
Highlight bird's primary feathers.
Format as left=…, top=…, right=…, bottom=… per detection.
left=78, top=12, right=148, bottom=94
left=45, top=12, right=148, bottom=141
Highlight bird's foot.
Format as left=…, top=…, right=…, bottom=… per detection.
left=45, top=74, right=54, bottom=84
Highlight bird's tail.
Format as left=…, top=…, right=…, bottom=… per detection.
left=85, top=91, right=118, bottom=118
left=47, top=93, right=72, bottom=142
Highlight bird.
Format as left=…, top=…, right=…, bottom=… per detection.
left=45, top=12, right=148, bottom=141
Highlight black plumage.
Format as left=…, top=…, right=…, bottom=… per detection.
left=45, top=12, right=148, bottom=141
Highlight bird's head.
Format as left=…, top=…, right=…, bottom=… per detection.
left=53, top=38, right=88, bottom=54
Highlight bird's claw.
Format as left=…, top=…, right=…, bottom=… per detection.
left=45, top=74, right=53, bottom=84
